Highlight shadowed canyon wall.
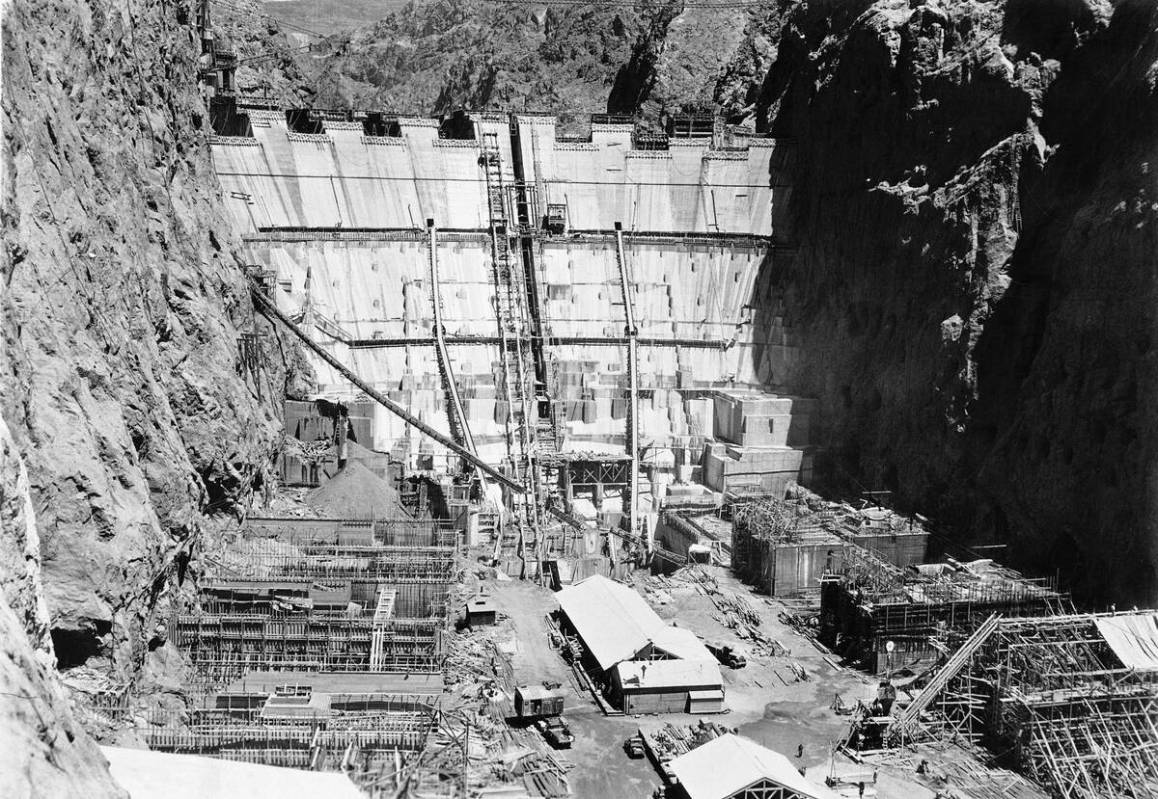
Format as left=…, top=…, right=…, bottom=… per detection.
left=751, top=0, right=1157, bottom=604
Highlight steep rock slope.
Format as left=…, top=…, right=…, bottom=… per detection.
left=304, top=0, right=647, bottom=120
left=753, top=0, right=1157, bottom=603
left=2, top=0, right=299, bottom=685
left=0, top=420, right=125, bottom=798
left=277, top=0, right=782, bottom=126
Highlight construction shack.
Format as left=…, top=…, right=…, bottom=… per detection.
left=820, top=548, right=1065, bottom=674
left=514, top=685, right=565, bottom=719
left=610, top=660, right=724, bottom=714
left=464, top=595, right=498, bottom=627
left=555, top=575, right=724, bottom=713
left=891, top=610, right=1158, bottom=799
left=666, top=734, right=839, bottom=799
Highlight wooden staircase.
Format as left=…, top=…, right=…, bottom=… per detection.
left=889, top=612, right=1002, bottom=742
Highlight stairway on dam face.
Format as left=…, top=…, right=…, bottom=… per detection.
left=213, top=107, right=813, bottom=502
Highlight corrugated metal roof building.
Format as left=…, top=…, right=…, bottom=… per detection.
left=611, top=660, right=724, bottom=714
left=555, top=575, right=724, bottom=713
left=556, top=575, right=664, bottom=672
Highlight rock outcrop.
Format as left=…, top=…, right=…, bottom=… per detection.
left=0, top=419, right=125, bottom=797
left=752, top=0, right=1157, bottom=603
left=2, top=0, right=299, bottom=686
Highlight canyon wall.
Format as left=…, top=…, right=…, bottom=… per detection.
left=0, top=420, right=125, bottom=797
left=2, top=0, right=302, bottom=697
left=752, top=0, right=1157, bottom=603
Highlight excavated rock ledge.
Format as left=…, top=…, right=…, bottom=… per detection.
left=0, top=418, right=125, bottom=797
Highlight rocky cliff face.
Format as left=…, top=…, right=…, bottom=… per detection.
left=2, top=0, right=297, bottom=692
left=751, top=0, right=1157, bottom=604
left=0, top=420, right=125, bottom=798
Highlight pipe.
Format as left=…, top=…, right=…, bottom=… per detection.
left=250, top=285, right=523, bottom=492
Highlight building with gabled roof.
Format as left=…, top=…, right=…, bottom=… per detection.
left=555, top=574, right=668, bottom=671
left=667, top=734, right=840, bottom=799
left=555, top=575, right=725, bottom=713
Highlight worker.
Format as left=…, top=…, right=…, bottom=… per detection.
left=796, top=743, right=804, bottom=758
left=858, top=782, right=865, bottom=797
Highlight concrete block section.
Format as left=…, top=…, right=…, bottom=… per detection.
left=711, top=389, right=814, bottom=449
left=703, top=445, right=807, bottom=497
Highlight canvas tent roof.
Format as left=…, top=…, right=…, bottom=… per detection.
left=103, top=746, right=364, bottom=799
left=1095, top=612, right=1158, bottom=671
left=667, top=734, right=840, bottom=799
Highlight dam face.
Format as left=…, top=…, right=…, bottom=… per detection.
left=213, top=108, right=810, bottom=518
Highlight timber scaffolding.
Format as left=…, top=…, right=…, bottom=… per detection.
left=888, top=610, right=1158, bottom=799
left=820, top=546, right=1068, bottom=674
left=176, top=516, right=460, bottom=688
left=138, top=691, right=439, bottom=772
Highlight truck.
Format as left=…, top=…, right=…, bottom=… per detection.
left=623, top=734, right=646, bottom=759
left=705, top=641, right=747, bottom=669
left=535, top=716, right=574, bottom=749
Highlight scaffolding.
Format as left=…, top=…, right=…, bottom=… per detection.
left=140, top=692, right=438, bottom=772
left=890, top=611, right=1158, bottom=799
left=207, top=541, right=458, bottom=583
left=177, top=516, right=457, bottom=695
left=820, top=550, right=1068, bottom=674
left=730, top=497, right=847, bottom=596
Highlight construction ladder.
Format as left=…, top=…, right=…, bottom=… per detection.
left=481, top=130, right=543, bottom=574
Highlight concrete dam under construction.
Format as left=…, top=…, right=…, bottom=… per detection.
left=8, top=1, right=1158, bottom=797
left=215, top=106, right=812, bottom=568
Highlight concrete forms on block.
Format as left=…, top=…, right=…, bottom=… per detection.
left=893, top=611, right=1158, bottom=799
left=163, top=515, right=452, bottom=777
left=136, top=689, right=437, bottom=772
left=726, top=494, right=933, bottom=598
left=177, top=517, right=458, bottom=687
left=820, top=549, right=1066, bottom=675
left=729, top=498, right=844, bottom=597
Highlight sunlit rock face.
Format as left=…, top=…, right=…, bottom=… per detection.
left=1, top=0, right=294, bottom=682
